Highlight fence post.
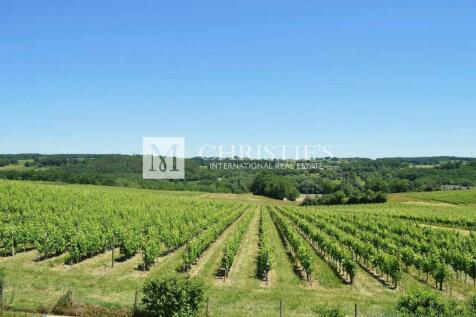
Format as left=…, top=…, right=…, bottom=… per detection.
left=134, top=289, right=138, bottom=313
left=266, top=254, right=269, bottom=287
left=206, top=297, right=209, bottom=316
left=354, top=303, right=358, bottom=317
left=280, top=300, right=283, bottom=317
left=0, top=281, right=3, bottom=315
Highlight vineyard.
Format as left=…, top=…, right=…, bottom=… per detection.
left=1, top=180, right=476, bottom=316
left=390, top=189, right=476, bottom=205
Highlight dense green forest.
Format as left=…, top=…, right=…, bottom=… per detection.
left=0, top=154, right=475, bottom=201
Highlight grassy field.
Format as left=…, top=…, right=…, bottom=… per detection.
left=1, top=182, right=476, bottom=316
left=0, top=160, right=32, bottom=171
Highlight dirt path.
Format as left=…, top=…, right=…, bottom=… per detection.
left=418, top=223, right=471, bottom=236
left=190, top=211, right=249, bottom=277
left=222, top=208, right=260, bottom=287
left=401, top=201, right=456, bottom=207
left=53, top=249, right=118, bottom=272
left=147, top=247, right=186, bottom=276
left=351, top=266, right=393, bottom=296
left=50, top=245, right=184, bottom=280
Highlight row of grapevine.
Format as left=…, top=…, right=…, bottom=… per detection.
left=394, top=212, right=476, bottom=229
left=257, top=208, right=272, bottom=281
left=182, top=206, right=246, bottom=271
left=270, top=208, right=314, bottom=284
left=297, top=201, right=476, bottom=229
left=220, top=209, right=255, bottom=277
left=276, top=208, right=358, bottom=285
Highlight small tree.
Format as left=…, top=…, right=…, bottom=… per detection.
left=142, top=274, right=207, bottom=317
left=250, top=172, right=300, bottom=201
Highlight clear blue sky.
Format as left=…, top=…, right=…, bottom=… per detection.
left=1, top=0, right=475, bottom=158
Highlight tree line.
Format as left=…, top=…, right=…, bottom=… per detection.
left=0, top=154, right=475, bottom=203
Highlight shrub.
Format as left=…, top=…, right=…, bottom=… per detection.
left=142, top=274, right=207, bottom=317
left=313, top=304, right=345, bottom=317
left=466, top=295, right=476, bottom=315
left=51, top=288, right=74, bottom=315
left=395, top=289, right=460, bottom=317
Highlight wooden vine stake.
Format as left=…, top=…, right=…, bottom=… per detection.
left=133, top=289, right=138, bottom=313
left=111, top=239, right=115, bottom=268
left=0, top=267, right=5, bottom=315
left=0, top=281, right=3, bottom=315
